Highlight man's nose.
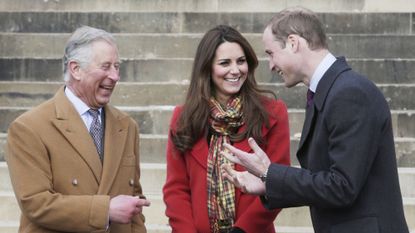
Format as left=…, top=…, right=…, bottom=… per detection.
left=108, top=67, right=120, bottom=81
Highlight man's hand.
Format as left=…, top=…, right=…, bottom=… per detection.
left=222, top=137, right=271, bottom=177
left=109, top=195, right=151, bottom=224
left=221, top=164, right=266, bottom=195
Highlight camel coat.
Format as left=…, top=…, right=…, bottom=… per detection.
left=6, top=86, right=146, bottom=233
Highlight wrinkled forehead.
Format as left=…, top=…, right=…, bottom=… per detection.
left=90, top=40, right=120, bottom=61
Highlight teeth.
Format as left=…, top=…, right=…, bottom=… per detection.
left=225, top=77, right=239, bottom=82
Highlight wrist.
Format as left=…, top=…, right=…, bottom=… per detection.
left=259, top=166, right=269, bottom=183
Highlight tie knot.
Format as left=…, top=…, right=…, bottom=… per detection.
left=88, top=109, right=100, bottom=119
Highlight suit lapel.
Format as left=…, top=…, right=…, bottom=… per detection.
left=297, top=57, right=352, bottom=155
left=51, top=87, right=103, bottom=183
left=297, top=105, right=316, bottom=152
left=98, top=106, right=129, bottom=194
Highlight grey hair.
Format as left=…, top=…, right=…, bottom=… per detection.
left=63, top=26, right=117, bottom=82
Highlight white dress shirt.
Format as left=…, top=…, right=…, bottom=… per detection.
left=309, top=53, right=337, bottom=93
left=64, top=87, right=102, bottom=131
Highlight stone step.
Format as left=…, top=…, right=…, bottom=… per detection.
left=1, top=0, right=415, bottom=12
left=1, top=58, right=414, bottom=84
left=0, top=222, right=315, bottom=233
left=1, top=82, right=415, bottom=113
left=1, top=34, right=415, bottom=59
left=0, top=223, right=315, bottom=233
left=1, top=162, right=415, bottom=199
left=1, top=104, right=415, bottom=140
left=0, top=12, right=412, bottom=34
left=1, top=81, right=415, bottom=110
left=1, top=105, right=415, bottom=165
left=1, top=131, right=415, bottom=167
left=1, top=190, right=414, bottom=230
left=0, top=221, right=19, bottom=233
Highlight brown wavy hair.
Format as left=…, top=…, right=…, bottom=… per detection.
left=171, top=25, right=276, bottom=153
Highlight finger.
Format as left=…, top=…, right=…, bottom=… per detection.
left=221, top=164, right=236, bottom=179
left=241, top=185, right=248, bottom=193
left=136, top=199, right=151, bottom=207
left=221, top=164, right=241, bottom=187
left=223, top=142, right=250, bottom=159
left=247, top=137, right=266, bottom=159
left=221, top=150, right=240, bottom=164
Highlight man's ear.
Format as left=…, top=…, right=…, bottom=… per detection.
left=68, top=61, right=82, bottom=81
left=286, top=34, right=300, bottom=52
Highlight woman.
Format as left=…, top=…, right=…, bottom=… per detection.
left=163, top=25, right=290, bottom=233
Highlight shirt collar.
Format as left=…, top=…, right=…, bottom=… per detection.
left=64, top=86, right=102, bottom=116
left=309, top=53, right=336, bottom=93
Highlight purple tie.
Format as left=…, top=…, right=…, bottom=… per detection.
left=307, top=89, right=314, bottom=107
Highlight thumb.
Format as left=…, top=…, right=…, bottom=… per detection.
left=136, top=198, right=151, bottom=207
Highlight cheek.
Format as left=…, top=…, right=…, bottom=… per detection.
left=240, top=64, right=249, bottom=75
left=212, top=65, right=228, bottom=78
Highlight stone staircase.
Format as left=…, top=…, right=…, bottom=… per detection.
left=1, top=0, right=415, bottom=232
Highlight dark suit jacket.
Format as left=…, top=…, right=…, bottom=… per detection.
left=6, top=86, right=146, bottom=233
left=262, top=57, right=409, bottom=233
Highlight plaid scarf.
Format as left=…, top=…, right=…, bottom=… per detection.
left=207, top=96, right=244, bottom=233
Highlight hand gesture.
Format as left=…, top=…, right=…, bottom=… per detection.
left=222, top=137, right=271, bottom=177
left=221, top=163, right=266, bottom=195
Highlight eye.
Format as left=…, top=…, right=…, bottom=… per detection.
left=101, top=64, right=111, bottom=71
left=114, top=63, right=120, bottom=71
left=218, top=60, right=230, bottom=66
left=237, top=58, right=246, bottom=65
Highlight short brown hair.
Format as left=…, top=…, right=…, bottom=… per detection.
left=267, top=7, right=328, bottom=50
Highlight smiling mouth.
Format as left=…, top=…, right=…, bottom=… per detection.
left=100, top=85, right=114, bottom=91
left=225, top=77, right=240, bottom=82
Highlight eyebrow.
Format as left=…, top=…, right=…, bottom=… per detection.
left=216, top=56, right=246, bottom=61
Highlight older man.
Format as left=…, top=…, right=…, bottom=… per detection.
left=6, top=26, right=150, bottom=233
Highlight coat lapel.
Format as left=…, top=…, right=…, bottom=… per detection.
left=51, top=86, right=103, bottom=183
left=297, top=57, right=352, bottom=155
left=98, top=106, right=130, bottom=194
left=297, top=104, right=316, bottom=152
left=189, top=135, right=209, bottom=169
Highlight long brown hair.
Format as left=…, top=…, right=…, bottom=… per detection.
left=172, top=25, right=276, bottom=153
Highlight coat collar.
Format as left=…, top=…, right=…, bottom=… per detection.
left=51, top=86, right=130, bottom=191
left=297, top=57, right=351, bottom=152
left=313, top=57, right=351, bottom=112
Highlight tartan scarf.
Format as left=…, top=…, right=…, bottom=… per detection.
left=207, top=96, right=244, bottom=233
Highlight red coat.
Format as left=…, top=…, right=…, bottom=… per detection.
left=163, top=98, right=291, bottom=233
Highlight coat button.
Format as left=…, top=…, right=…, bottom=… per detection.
left=72, top=179, right=78, bottom=186
left=129, top=179, right=134, bottom=186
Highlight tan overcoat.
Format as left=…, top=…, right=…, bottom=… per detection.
left=6, top=86, right=146, bottom=233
